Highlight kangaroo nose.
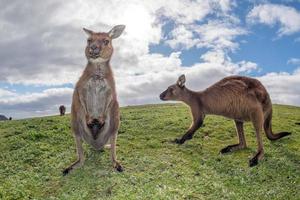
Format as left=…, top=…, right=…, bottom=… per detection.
left=90, top=44, right=100, bottom=55
left=93, top=48, right=100, bottom=54
left=159, top=93, right=165, bottom=100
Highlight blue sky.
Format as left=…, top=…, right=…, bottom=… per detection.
left=0, top=0, right=300, bottom=118
left=149, top=1, right=300, bottom=73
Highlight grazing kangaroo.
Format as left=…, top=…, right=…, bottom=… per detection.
left=160, top=75, right=291, bottom=167
left=63, top=25, right=125, bottom=175
left=59, top=105, right=66, bottom=116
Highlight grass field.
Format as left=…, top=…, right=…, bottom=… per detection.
left=0, top=103, right=299, bottom=199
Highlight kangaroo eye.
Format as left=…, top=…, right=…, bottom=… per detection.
left=104, top=40, right=109, bottom=45
left=87, top=38, right=92, bottom=43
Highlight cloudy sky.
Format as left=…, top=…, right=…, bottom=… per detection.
left=0, top=0, right=300, bottom=119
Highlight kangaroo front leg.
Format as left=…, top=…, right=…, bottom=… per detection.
left=175, top=118, right=203, bottom=144
left=110, top=133, right=123, bottom=172
left=63, top=135, right=85, bottom=176
left=220, top=120, right=247, bottom=154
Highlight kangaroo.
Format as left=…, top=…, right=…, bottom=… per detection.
left=160, top=74, right=291, bottom=167
left=63, top=25, right=125, bottom=175
left=59, top=105, right=66, bottom=116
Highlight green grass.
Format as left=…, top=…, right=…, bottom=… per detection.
left=0, top=103, right=299, bottom=200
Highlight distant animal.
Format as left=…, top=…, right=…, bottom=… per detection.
left=59, top=105, right=66, bottom=116
left=0, top=115, right=8, bottom=121
left=9, top=117, right=12, bottom=120
left=160, top=75, right=291, bottom=167
left=63, top=25, right=125, bottom=175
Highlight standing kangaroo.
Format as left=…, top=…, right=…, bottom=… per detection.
left=63, top=25, right=125, bottom=175
left=59, top=105, right=66, bottom=116
left=160, top=75, right=291, bottom=167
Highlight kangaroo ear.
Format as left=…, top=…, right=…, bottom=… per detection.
left=83, top=28, right=93, bottom=36
left=108, top=25, right=126, bottom=39
left=177, top=74, right=186, bottom=87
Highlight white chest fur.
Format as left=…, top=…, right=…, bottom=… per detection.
left=82, top=64, right=112, bottom=119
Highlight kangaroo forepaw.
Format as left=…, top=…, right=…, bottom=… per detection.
left=98, top=116, right=105, bottom=125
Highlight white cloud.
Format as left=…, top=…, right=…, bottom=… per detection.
left=215, top=0, right=236, bottom=13
left=165, top=25, right=199, bottom=49
left=116, top=49, right=259, bottom=106
left=247, top=3, right=300, bottom=36
left=0, top=88, right=17, bottom=99
left=287, top=58, right=300, bottom=65
left=258, top=68, right=300, bottom=106
left=0, top=88, right=73, bottom=119
left=155, top=0, right=212, bottom=24
left=201, top=50, right=228, bottom=64
left=0, top=0, right=248, bottom=87
left=0, top=0, right=299, bottom=118
left=166, top=20, right=248, bottom=52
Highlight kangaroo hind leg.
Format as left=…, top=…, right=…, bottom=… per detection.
left=249, top=110, right=264, bottom=167
left=110, top=132, right=123, bottom=172
left=63, top=134, right=85, bottom=176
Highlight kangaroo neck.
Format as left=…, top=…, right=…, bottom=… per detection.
left=181, top=87, right=201, bottom=107
left=86, top=59, right=111, bottom=78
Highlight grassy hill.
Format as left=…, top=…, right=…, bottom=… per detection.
left=0, top=104, right=299, bottom=199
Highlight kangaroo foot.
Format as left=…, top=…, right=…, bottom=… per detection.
left=220, top=144, right=245, bottom=154
left=114, top=162, right=124, bottom=172
left=62, top=159, right=83, bottom=176
left=174, top=138, right=185, bottom=144
left=220, top=145, right=234, bottom=154
left=62, top=167, right=71, bottom=176
left=249, top=156, right=258, bottom=167
left=174, top=133, right=193, bottom=144
left=249, top=150, right=264, bottom=167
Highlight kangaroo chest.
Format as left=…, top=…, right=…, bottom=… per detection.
left=82, top=70, right=112, bottom=119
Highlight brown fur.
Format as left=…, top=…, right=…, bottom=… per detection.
left=63, top=25, right=125, bottom=175
left=59, top=105, right=66, bottom=116
left=160, top=75, right=291, bottom=167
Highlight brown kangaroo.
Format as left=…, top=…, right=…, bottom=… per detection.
left=160, top=74, right=291, bottom=167
left=63, top=25, right=125, bottom=175
left=59, top=105, right=66, bottom=116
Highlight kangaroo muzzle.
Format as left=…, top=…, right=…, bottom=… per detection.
left=159, top=90, right=167, bottom=101
left=87, top=119, right=105, bottom=140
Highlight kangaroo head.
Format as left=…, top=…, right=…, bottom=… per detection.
left=83, top=25, right=125, bottom=63
left=160, top=74, right=186, bottom=101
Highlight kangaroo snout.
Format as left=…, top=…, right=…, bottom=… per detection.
left=89, top=44, right=101, bottom=57
left=159, top=91, right=166, bottom=101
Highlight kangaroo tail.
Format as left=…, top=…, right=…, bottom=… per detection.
left=264, top=110, right=291, bottom=141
